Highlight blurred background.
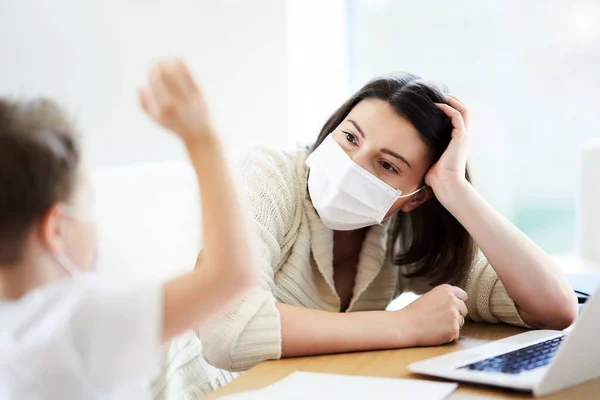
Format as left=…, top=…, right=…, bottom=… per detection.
left=1, top=0, right=599, bottom=259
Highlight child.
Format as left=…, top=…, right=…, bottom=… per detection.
left=0, top=59, right=258, bottom=399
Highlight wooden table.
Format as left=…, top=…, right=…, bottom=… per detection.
left=206, top=323, right=600, bottom=399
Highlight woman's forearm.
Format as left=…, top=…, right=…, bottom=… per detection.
left=438, top=180, right=577, bottom=329
left=277, top=303, right=413, bottom=357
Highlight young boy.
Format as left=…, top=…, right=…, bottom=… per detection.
left=0, top=59, right=258, bottom=399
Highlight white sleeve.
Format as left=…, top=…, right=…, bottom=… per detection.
left=69, top=280, right=164, bottom=387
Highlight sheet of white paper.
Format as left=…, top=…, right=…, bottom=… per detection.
left=219, top=371, right=458, bottom=400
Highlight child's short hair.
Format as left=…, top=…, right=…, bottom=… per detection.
left=0, top=98, right=80, bottom=264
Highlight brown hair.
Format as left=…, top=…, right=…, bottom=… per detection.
left=312, top=73, right=477, bottom=286
left=0, top=98, right=80, bottom=264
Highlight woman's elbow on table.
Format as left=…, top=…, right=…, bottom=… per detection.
left=200, top=295, right=282, bottom=372
left=543, top=288, right=578, bottom=330
left=201, top=328, right=275, bottom=372
left=548, top=294, right=578, bottom=330
left=520, top=292, right=578, bottom=331
left=201, top=333, right=236, bottom=371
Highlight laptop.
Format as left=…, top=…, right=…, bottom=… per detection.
left=409, top=283, right=600, bottom=397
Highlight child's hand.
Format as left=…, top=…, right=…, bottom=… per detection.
left=140, top=59, right=216, bottom=145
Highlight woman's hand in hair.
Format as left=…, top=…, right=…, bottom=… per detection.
left=424, top=95, right=472, bottom=205
left=139, top=58, right=216, bottom=147
left=398, top=284, right=468, bottom=346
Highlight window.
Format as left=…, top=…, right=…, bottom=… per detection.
left=344, top=0, right=600, bottom=255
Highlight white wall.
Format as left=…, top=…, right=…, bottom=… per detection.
left=0, top=0, right=289, bottom=281
left=286, top=0, right=350, bottom=146
left=0, top=0, right=288, bottom=167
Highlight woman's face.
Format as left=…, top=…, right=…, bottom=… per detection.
left=331, top=98, right=433, bottom=216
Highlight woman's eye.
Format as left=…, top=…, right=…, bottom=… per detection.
left=380, top=161, right=398, bottom=174
left=344, top=132, right=357, bottom=144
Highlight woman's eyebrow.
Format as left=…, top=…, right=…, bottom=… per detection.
left=348, top=119, right=366, bottom=138
left=347, top=119, right=412, bottom=169
left=381, top=149, right=411, bottom=169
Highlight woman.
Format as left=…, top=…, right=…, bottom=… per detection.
left=153, top=73, right=577, bottom=398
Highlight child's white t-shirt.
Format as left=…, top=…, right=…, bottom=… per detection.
left=0, top=275, right=163, bottom=399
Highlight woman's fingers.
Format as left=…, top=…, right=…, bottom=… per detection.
left=455, top=296, right=468, bottom=317
left=444, top=94, right=470, bottom=130
left=435, top=103, right=467, bottom=138
left=444, top=93, right=466, bottom=107
left=450, top=285, right=468, bottom=302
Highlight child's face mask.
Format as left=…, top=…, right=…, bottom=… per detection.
left=54, top=203, right=98, bottom=276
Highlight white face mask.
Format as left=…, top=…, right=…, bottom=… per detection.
left=52, top=203, right=97, bottom=277
left=53, top=251, right=82, bottom=277
left=306, top=134, right=424, bottom=231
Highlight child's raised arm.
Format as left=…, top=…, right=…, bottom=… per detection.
left=139, top=59, right=259, bottom=343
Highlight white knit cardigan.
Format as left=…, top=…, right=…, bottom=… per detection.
left=151, top=145, right=528, bottom=399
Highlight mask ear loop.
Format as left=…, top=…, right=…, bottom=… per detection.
left=378, top=186, right=427, bottom=224
left=397, top=185, right=426, bottom=199
left=52, top=203, right=87, bottom=277
left=59, top=204, right=95, bottom=224
left=53, top=252, right=81, bottom=277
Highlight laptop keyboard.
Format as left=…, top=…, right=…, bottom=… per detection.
left=458, top=336, right=566, bottom=374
